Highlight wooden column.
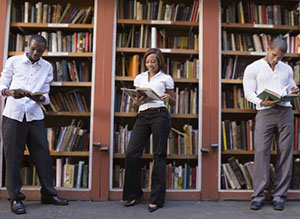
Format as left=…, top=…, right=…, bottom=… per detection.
left=91, top=0, right=115, bottom=200
left=0, top=0, right=7, bottom=71
left=201, top=0, right=220, bottom=200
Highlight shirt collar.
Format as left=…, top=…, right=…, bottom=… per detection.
left=23, top=52, right=42, bottom=66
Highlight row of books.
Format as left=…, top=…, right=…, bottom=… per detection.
left=222, top=57, right=300, bottom=82
left=222, top=1, right=299, bottom=25
left=221, top=120, right=255, bottom=151
left=222, top=157, right=300, bottom=190
left=117, top=0, right=199, bottom=22
left=45, top=90, right=90, bottom=113
left=46, top=120, right=89, bottom=152
left=222, top=116, right=300, bottom=152
left=115, top=87, right=198, bottom=115
left=113, top=162, right=198, bottom=189
left=117, top=26, right=198, bottom=50
left=222, top=86, right=255, bottom=110
left=20, top=165, right=40, bottom=186
left=56, top=159, right=89, bottom=188
left=116, top=54, right=199, bottom=79
left=9, top=32, right=93, bottom=53
left=11, top=2, right=93, bottom=24
left=223, top=31, right=300, bottom=54
left=114, top=124, right=198, bottom=155
left=51, top=60, right=91, bottom=82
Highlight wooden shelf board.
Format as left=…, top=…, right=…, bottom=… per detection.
left=10, top=22, right=93, bottom=29
left=115, top=76, right=198, bottom=83
left=114, top=153, right=198, bottom=159
left=117, top=48, right=198, bottom=54
left=221, top=109, right=257, bottom=113
left=117, top=19, right=198, bottom=27
left=221, top=23, right=298, bottom=31
left=24, top=150, right=89, bottom=156
left=44, top=112, right=90, bottom=116
left=114, top=112, right=198, bottom=119
left=222, top=50, right=300, bottom=57
left=51, top=81, right=92, bottom=87
left=222, top=150, right=300, bottom=155
left=8, top=52, right=93, bottom=57
left=221, top=79, right=243, bottom=84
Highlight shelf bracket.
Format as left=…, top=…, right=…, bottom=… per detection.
left=200, top=148, right=209, bottom=153
left=93, top=142, right=109, bottom=152
left=210, top=144, right=218, bottom=148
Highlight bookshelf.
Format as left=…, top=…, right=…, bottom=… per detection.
left=0, top=0, right=95, bottom=194
left=111, top=0, right=201, bottom=195
left=220, top=0, right=300, bottom=198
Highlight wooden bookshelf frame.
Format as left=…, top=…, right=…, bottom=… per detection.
left=219, top=0, right=300, bottom=200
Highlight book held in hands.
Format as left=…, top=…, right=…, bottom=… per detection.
left=121, top=88, right=161, bottom=101
left=257, top=88, right=298, bottom=102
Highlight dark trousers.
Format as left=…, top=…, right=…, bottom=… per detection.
left=2, top=116, right=57, bottom=201
left=251, top=106, right=294, bottom=202
left=122, top=107, right=171, bottom=206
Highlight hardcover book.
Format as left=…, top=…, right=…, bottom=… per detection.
left=257, top=88, right=298, bottom=102
left=121, top=88, right=161, bottom=101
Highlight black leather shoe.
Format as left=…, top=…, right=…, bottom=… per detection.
left=273, top=201, right=284, bottom=211
left=250, top=200, right=263, bottom=210
left=10, top=200, right=26, bottom=214
left=41, top=196, right=68, bottom=206
left=124, top=197, right=141, bottom=207
left=148, top=204, right=163, bottom=213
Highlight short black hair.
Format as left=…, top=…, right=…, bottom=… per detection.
left=270, top=38, right=287, bottom=53
left=29, top=35, right=47, bottom=46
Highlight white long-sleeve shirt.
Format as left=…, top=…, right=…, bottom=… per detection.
left=243, top=58, right=296, bottom=110
left=0, top=53, right=53, bottom=122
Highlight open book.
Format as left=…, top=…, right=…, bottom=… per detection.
left=121, top=88, right=161, bottom=101
left=23, top=90, right=46, bottom=98
left=257, top=88, right=298, bottom=102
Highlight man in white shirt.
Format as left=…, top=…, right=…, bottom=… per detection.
left=243, top=38, right=299, bottom=211
left=0, top=35, right=68, bottom=214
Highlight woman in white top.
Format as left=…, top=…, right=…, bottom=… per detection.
left=122, top=48, right=175, bottom=213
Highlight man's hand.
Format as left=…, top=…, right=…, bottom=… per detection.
left=291, top=86, right=299, bottom=94
left=5, top=89, right=26, bottom=99
left=260, top=96, right=280, bottom=106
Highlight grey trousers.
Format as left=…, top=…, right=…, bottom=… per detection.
left=251, top=105, right=294, bottom=202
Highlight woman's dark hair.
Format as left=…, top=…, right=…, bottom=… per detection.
left=143, top=48, right=166, bottom=73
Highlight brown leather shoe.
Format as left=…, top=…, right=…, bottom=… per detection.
left=41, top=196, right=68, bottom=205
left=10, top=200, right=26, bottom=214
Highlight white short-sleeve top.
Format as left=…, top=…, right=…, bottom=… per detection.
left=134, top=70, right=174, bottom=111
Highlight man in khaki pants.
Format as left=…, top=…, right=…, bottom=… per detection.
left=243, top=38, right=299, bottom=211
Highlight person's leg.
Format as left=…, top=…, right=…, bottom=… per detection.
left=251, top=109, right=276, bottom=205
left=123, top=112, right=151, bottom=201
left=2, top=116, right=28, bottom=201
left=26, top=120, right=56, bottom=197
left=149, top=108, right=171, bottom=207
left=272, top=107, right=294, bottom=207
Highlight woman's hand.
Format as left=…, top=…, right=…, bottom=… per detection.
left=161, top=93, right=171, bottom=103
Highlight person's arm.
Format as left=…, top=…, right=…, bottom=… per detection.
left=287, top=66, right=299, bottom=94
left=243, top=64, right=279, bottom=107
left=161, top=89, right=175, bottom=106
left=36, top=64, right=53, bottom=104
left=0, top=58, right=26, bottom=99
